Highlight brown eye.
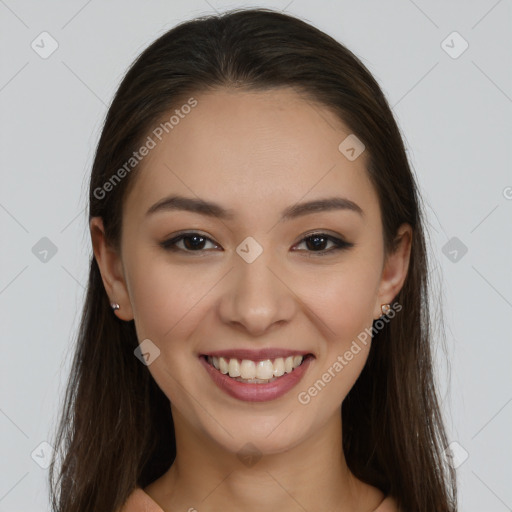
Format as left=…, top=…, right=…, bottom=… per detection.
left=293, top=233, right=354, bottom=256
left=160, top=231, right=354, bottom=256
left=160, top=233, right=219, bottom=252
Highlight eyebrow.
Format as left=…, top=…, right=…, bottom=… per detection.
left=146, top=194, right=364, bottom=221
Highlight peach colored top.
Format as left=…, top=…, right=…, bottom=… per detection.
left=119, top=487, right=398, bottom=511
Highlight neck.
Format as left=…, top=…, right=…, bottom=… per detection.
left=145, top=407, right=384, bottom=512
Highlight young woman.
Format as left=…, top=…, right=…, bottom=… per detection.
left=49, top=8, right=457, bottom=512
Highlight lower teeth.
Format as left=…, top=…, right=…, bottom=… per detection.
left=233, top=376, right=278, bottom=384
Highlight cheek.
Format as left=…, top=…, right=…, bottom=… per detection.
left=301, top=261, right=380, bottom=342
left=125, top=247, right=213, bottom=339
left=124, top=253, right=209, bottom=404
left=294, top=254, right=381, bottom=402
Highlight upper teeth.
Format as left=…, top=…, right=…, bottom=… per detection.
left=207, top=355, right=304, bottom=380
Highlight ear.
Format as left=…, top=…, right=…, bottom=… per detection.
left=90, top=217, right=134, bottom=321
left=373, top=223, right=412, bottom=320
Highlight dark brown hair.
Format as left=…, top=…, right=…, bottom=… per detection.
left=49, top=7, right=457, bottom=511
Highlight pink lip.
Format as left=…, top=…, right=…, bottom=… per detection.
left=201, top=348, right=311, bottom=363
left=199, top=354, right=314, bottom=402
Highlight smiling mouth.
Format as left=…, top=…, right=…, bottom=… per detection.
left=201, top=353, right=314, bottom=384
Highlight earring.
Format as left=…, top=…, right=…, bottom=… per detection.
left=110, top=302, right=120, bottom=311
left=381, top=304, right=391, bottom=316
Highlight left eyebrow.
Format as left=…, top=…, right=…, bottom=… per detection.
left=281, top=197, right=364, bottom=220
left=145, top=194, right=364, bottom=221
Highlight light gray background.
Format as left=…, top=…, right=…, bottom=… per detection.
left=1, top=1, right=511, bottom=510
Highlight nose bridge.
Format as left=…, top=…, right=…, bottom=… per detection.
left=218, top=238, right=295, bottom=335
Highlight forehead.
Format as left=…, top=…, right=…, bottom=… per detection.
left=124, top=87, right=378, bottom=224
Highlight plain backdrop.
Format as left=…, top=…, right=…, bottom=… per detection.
left=0, top=1, right=511, bottom=510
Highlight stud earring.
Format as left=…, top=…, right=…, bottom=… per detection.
left=110, top=302, right=120, bottom=311
left=381, top=304, right=391, bottom=316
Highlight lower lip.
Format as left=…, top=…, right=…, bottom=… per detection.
left=199, top=355, right=314, bottom=402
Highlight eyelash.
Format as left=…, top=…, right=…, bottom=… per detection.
left=159, top=231, right=354, bottom=257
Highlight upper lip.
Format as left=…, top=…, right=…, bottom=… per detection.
left=201, top=348, right=313, bottom=362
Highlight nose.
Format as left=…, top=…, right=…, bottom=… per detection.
left=217, top=250, right=297, bottom=336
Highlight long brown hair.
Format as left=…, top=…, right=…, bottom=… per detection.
left=49, top=7, right=457, bottom=511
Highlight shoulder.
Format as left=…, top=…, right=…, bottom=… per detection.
left=118, top=487, right=165, bottom=512
left=118, top=486, right=398, bottom=512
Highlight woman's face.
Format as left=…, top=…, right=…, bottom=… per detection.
left=92, top=87, right=410, bottom=457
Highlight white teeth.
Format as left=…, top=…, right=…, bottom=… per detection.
left=219, top=357, right=229, bottom=374
left=256, top=360, right=274, bottom=380
left=228, top=358, right=241, bottom=377
left=207, top=354, right=305, bottom=381
left=240, top=360, right=255, bottom=379
left=273, top=357, right=285, bottom=377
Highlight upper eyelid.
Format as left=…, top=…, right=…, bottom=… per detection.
left=165, top=230, right=345, bottom=241
left=162, top=231, right=350, bottom=250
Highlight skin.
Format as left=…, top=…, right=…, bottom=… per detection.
left=91, top=88, right=410, bottom=512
